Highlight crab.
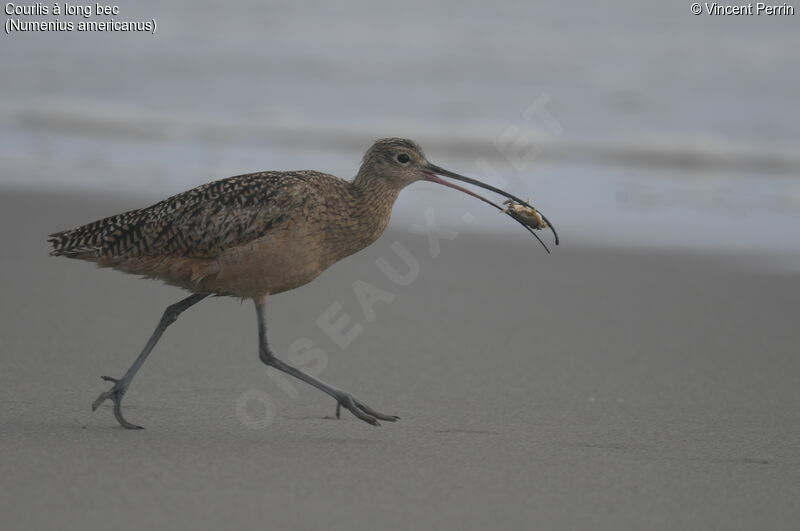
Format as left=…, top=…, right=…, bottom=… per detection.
left=502, top=198, right=548, bottom=230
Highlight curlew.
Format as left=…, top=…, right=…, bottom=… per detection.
left=49, top=138, right=558, bottom=429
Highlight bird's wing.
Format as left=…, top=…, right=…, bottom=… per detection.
left=49, top=171, right=325, bottom=259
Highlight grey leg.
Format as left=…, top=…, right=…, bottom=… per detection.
left=91, top=293, right=209, bottom=429
left=255, top=301, right=399, bottom=426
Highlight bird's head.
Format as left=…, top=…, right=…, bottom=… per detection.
left=357, top=137, right=559, bottom=252
left=358, top=138, right=430, bottom=187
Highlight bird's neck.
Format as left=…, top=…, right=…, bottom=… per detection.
left=351, top=172, right=404, bottom=209
left=327, top=173, right=403, bottom=261
left=350, top=173, right=404, bottom=232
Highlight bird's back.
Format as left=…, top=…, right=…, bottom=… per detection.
left=50, top=171, right=326, bottom=259
left=49, top=170, right=347, bottom=297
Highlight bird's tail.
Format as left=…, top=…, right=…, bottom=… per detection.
left=48, top=209, right=140, bottom=258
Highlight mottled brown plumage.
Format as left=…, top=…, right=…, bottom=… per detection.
left=49, top=138, right=557, bottom=429
left=50, top=145, right=409, bottom=299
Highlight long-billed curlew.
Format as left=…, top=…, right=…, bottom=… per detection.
left=49, top=138, right=558, bottom=429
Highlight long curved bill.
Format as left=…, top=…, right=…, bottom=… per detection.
left=422, top=163, right=559, bottom=254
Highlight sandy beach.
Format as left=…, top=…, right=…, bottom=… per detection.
left=1, top=188, right=799, bottom=530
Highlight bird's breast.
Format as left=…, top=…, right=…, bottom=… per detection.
left=198, top=198, right=395, bottom=298
left=209, top=222, right=327, bottom=297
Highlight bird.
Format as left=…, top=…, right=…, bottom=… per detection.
left=48, top=138, right=558, bottom=429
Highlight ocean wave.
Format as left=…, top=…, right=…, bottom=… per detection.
left=4, top=103, right=800, bottom=176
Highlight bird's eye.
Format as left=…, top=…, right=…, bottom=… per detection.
left=396, top=153, right=410, bottom=164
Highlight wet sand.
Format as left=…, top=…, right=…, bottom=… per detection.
left=1, top=189, right=799, bottom=530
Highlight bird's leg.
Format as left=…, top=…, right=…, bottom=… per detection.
left=255, top=301, right=399, bottom=426
left=91, top=293, right=209, bottom=429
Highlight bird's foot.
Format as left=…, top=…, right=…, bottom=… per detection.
left=335, top=395, right=400, bottom=426
left=91, top=376, right=144, bottom=430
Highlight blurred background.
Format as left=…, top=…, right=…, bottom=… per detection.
left=3, top=0, right=799, bottom=261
